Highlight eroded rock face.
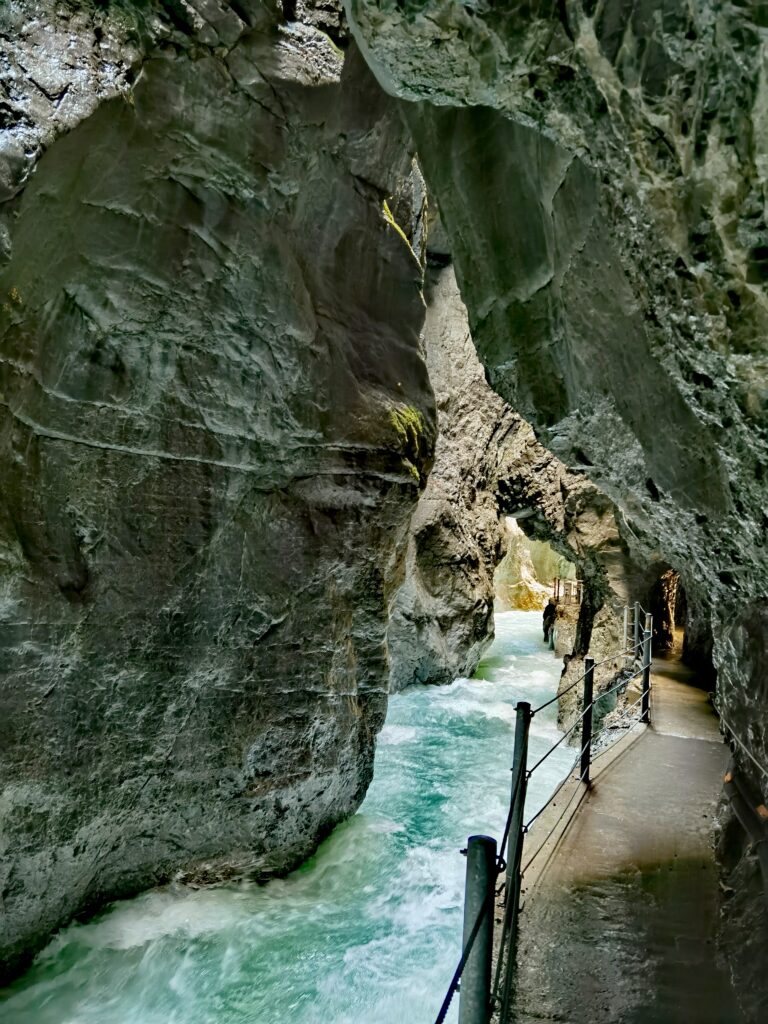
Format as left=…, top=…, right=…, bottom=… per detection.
left=387, top=264, right=506, bottom=692
left=388, top=262, right=643, bottom=694
left=0, top=2, right=435, bottom=978
left=494, top=520, right=558, bottom=613
left=348, top=1, right=768, bottom=1015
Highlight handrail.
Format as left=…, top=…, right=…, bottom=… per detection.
left=524, top=684, right=650, bottom=850
left=530, top=638, right=645, bottom=717
left=436, top=602, right=651, bottom=1019
left=434, top=747, right=527, bottom=1024
left=436, top=601, right=768, bottom=1023
left=435, top=606, right=654, bottom=1024
left=715, top=702, right=768, bottom=783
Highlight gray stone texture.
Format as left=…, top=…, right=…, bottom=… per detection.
left=388, top=263, right=645, bottom=696
left=0, top=0, right=435, bottom=979
left=387, top=264, right=505, bottom=691
left=347, top=0, right=768, bottom=1015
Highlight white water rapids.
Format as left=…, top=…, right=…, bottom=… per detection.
left=1, top=610, right=574, bottom=1024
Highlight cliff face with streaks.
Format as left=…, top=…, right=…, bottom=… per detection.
left=388, top=262, right=643, bottom=695
left=4, top=2, right=768, bottom=1009
left=0, top=0, right=435, bottom=978
left=348, top=2, right=768, bottom=1016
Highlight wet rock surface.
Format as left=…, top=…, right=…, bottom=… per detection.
left=0, top=2, right=435, bottom=979
left=388, top=263, right=642, bottom=694
left=3, top=0, right=768, bottom=1010
left=348, top=3, right=768, bottom=1012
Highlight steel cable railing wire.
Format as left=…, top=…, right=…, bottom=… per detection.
left=590, top=690, right=648, bottom=763
left=529, top=638, right=647, bottom=717
left=495, top=745, right=527, bottom=876
left=493, top=799, right=529, bottom=1024
left=628, top=602, right=649, bottom=623
left=589, top=663, right=646, bottom=705
left=530, top=680, right=580, bottom=716
left=433, top=897, right=489, bottom=1024
left=490, top=885, right=515, bottom=1009
left=713, top=702, right=768, bottom=783
left=527, top=683, right=648, bottom=823
left=526, top=666, right=643, bottom=777
left=523, top=731, right=593, bottom=833
left=524, top=709, right=586, bottom=776
left=435, top=621, right=653, bottom=1022
left=489, top=762, right=528, bottom=1013
left=433, top=749, right=527, bottom=1024
left=524, top=688, right=651, bottom=872
left=521, top=759, right=591, bottom=877
left=522, top=682, right=653, bottom=874
left=589, top=642, right=643, bottom=672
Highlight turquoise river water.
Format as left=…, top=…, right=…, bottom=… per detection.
left=1, top=611, right=574, bottom=1024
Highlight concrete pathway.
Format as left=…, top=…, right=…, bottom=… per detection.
left=510, top=650, right=743, bottom=1024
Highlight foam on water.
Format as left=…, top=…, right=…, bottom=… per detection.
left=0, top=611, right=575, bottom=1024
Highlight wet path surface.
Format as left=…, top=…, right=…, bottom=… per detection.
left=513, top=651, right=743, bottom=1024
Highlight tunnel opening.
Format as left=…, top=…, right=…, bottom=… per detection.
left=646, top=566, right=717, bottom=691
left=492, top=516, right=594, bottom=666
left=649, top=568, right=683, bottom=653
left=494, top=517, right=577, bottom=614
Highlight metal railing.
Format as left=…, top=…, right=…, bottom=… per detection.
left=552, top=577, right=583, bottom=605
left=434, top=607, right=653, bottom=1024
left=714, top=699, right=768, bottom=904
left=623, top=600, right=651, bottom=660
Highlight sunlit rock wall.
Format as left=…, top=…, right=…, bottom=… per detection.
left=0, top=1, right=435, bottom=978
left=494, top=520, right=559, bottom=613
left=347, top=1, right=768, bottom=1015
left=387, top=264, right=502, bottom=691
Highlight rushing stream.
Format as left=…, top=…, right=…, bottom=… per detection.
left=1, top=611, right=574, bottom=1024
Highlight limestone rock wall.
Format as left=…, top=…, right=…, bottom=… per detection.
left=494, top=520, right=557, bottom=613
left=0, top=1, right=436, bottom=979
left=347, top=1, right=768, bottom=1015
left=388, top=262, right=643, bottom=694
left=387, top=265, right=503, bottom=691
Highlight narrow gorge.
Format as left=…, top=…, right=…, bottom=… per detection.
left=1, top=2, right=767, bottom=1022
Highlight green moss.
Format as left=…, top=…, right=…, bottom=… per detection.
left=389, top=404, right=425, bottom=442
left=389, top=405, right=427, bottom=484
left=382, top=200, right=418, bottom=261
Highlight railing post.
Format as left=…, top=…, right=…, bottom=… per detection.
left=500, top=700, right=531, bottom=1019
left=641, top=616, right=652, bottom=724
left=580, top=657, right=595, bottom=787
left=458, top=835, right=497, bottom=1024
left=633, top=601, right=641, bottom=657
left=505, top=701, right=531, bottom=905
left=623, top=605, right=629, bottom=655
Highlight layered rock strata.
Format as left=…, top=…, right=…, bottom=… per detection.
left=387, top=265, right=503, bottom=691
left=0, top=1, right=435, bottom=979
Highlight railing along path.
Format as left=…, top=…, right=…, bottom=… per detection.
left=434, top=598, right=768, bottom=1024
left=433, top=604, right=654, bottom=1024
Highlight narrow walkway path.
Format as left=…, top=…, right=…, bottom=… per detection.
left=511, top=649, right=743, bottom=1024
